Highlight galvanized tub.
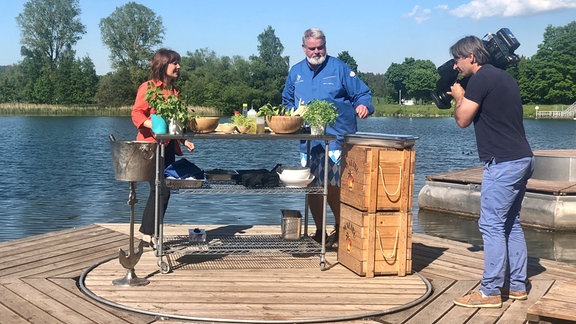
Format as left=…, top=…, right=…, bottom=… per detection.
left=343, top=132, right=419, bottom=149
left=110, top=140, right=157, bottom=182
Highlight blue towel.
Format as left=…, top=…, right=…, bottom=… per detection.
left=164, top=158, right=205, bottom=179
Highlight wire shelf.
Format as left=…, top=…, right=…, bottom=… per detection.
left=164, top=234, right=323, bottom=255
left=169, top=181, right=324, bottom=194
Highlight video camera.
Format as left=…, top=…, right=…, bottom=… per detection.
left=431, top=28, right=521, bottom=109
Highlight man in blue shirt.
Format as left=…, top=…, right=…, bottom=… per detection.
left=282, top=27, right=374, bottom=246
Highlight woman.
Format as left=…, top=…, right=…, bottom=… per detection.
left=131, top=48, right=195, bottom=249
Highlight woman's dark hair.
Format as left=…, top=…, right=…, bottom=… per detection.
left=450, top=36, right=491, bottom=65
left=150, top=48, right=181, bottom=85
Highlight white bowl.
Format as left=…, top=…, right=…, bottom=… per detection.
left=279, top=166, right=310, bottom=180
left=278, top=174, right=315, bottom=188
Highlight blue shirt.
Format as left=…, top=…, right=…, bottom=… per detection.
left=282, top=55, right=374, bottom=152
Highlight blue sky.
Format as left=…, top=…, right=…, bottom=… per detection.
left=2, top=0, right=576, bottom=75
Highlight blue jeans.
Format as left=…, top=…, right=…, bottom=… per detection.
left=479, top=156, right=534, bottom=296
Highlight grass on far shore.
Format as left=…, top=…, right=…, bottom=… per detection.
left=0, top=103, right=220, bottom=117
left=0, top=102, right=570, bottom=119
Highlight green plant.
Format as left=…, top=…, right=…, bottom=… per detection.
left=302, top=100, right=338, bottom=127
left=256, top=103, right=289, bottom=117
left=231, top=113, right=255, bottom=128
left=144, top=82, right=190, bottom=124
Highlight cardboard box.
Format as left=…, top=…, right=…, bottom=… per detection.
left=338, top=203, right=412, bottom=277
left=340, top=144, right=415, bottom=212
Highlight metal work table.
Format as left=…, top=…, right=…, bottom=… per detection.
left=153, top=132, right=336, bottom=273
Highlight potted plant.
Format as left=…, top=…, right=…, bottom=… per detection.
left=257, top=103, right=304, bottom=134
left=145, top=82, right=190, bottom=135
left=231, top=112, right=255, bottom=134
left=301, top=100, right=338, bottom=135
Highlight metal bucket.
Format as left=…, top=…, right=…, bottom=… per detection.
left=110, top=140, right=157, bottom=182
left=281, top=210, right=302, bottom=240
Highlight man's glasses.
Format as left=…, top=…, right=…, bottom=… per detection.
left=304, top=44, right=325, bottom=51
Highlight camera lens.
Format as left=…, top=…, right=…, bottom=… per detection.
left=431, top=91, right=453, bottom=109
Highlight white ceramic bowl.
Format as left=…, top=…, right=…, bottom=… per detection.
left=278, top=174, right=315, bottom=188
left=279, top=166, right=310, bottom=180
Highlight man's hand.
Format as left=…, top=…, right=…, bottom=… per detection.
left=448, top=82, right=479, bottom=128
left=448, top=82, right=465, bottom=102
left=355, top=104, right=370, bottom=119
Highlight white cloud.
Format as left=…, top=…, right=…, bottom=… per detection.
left=450, top=0, right=576, bottom=19
left=404, top=5, right=433, bottom=24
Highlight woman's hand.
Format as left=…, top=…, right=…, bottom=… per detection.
left=183, top=140, right=195, bottom=152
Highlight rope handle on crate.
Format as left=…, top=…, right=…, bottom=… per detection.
left=376, top=229, right=399, bottom=265
left=378, top=164, right=403, bottom=197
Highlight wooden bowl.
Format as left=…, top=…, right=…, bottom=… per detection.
left=266, top=116, right=303, bottom=134
left=189, top=117, right=219, bottom=133
left=217, top=123, right=237, bottom=134
left=237, top=125, right=252, bottom=134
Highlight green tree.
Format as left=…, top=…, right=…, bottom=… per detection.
left=95, top=68, right=136, bottom=107
left=16, top=0, right=85, bottom=68
left=385, top=62, right=408, bottom=102
left=54, top=54, right=98, bottom=104
left=99, top=2, right=164, bottom=72
left=15, top=0, right=87, bottom=104
left=406, top=67, right=437, bottom=104
left=518, top=22, right=576, bottom=104
left=249, top=26, right=289, bottom=106
left=179, top=49, right=253, bottom=113
left=337, top=51, right=358, bottom=73
left=359, top=72, right=396, bottom=103
left=385, top=58, right=437, bottom=103
left=0, top=65, right=25, bottom=103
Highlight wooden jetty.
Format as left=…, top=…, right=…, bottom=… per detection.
left=1, top=223, right=576, bottom=323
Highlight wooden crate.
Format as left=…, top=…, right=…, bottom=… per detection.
left=340, top=144, right=415, bottom=212
left=337, top=203, right=412, bottom=277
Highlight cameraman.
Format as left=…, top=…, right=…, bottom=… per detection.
left=448, top=36, right=534, bottom=308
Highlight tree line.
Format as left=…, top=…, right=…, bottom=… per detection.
left=0, top=0, right=574, bottom=114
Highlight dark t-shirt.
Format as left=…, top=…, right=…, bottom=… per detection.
left=464, top=64, right=532, bottom=163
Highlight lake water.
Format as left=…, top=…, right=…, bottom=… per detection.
left=1, top=116, right=575, bottom=263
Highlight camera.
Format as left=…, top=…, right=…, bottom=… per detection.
left=431, top=28, right=521, bottom=109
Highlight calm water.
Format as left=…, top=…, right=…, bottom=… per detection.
left=1, top=116, right=575, bottom=263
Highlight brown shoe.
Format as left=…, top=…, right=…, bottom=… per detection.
left=454, top=290, right=502, bottom=308
left=505, top=290, right=528, bottom=300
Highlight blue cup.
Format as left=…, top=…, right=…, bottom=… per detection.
left=151, top=114, right=168, bottom=134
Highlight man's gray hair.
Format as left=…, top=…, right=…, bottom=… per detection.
left=450, top=36, right=491, bottom=65
left=302, top=28, right=326, bottom=45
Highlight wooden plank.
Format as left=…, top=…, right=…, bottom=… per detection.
left=83, top=251, right=431, bottom=321
left=4, top=280, right=93, bottom=324
left=497, top=279, right=555, bottom=324
left=534, top=149, right=576, bottom=157
left=0, top=302, right=30, bottom=324
left=48, top=278, right=156, bottom=324
left=3, top=224, right=576, bottom=323
left=527, top=279, right=576, bottom=322
left=0, top=225, right=110, bottom=255
left=377, top=279, right=455, bottom=323
left=425, top=165, right=576, bottom=195
left=0, top=283, right=62, bottom=323
left=0, top=230, right=125, bottom=270
left=405, top=280, right=479, bottom=323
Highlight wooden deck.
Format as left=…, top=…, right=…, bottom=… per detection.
left=1, top=223, right=576, bottom=323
